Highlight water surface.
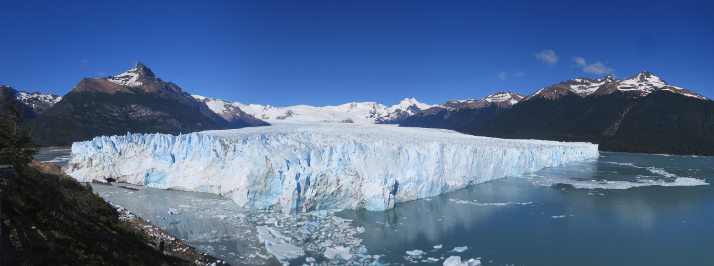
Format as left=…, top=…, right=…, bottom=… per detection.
left=39, top=150, right=714, bottom=265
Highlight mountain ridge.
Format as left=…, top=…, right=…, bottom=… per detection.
left=400, top=71, right=714, bottom=156
left=26, top=62, right=268, bottom=146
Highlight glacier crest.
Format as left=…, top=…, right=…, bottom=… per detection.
left=64, top=124, right=598, bottom=212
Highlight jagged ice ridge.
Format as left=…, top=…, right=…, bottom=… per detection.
left=64, top=124, right=598, bottom=213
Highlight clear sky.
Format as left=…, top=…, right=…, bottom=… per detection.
left=1, top=0, right=713, bottom=106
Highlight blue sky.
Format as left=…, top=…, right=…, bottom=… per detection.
left=1, top=0, right=713, bottom=106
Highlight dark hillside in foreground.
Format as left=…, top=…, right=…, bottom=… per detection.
left=0, top=162, right=202, bottom=265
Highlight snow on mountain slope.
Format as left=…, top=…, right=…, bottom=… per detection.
left=15, top=91, right=62, bottom=106
left=483, top=91, right=525, bottom=104
left=442, top=91, right=525, bottom=110
left=600, top=71, right=708, bottom=100
left=64, top=123, right=598, bottom=213
left=0, top=85, right=62, bottom=114
left=14, top=91, right=62, bottom=114
left=529, top=72, right=709, bottom=100
left=231, top=98, right=434, bottom=124
left=192, top=95, right=264, bottom=124
left=106, top=65, right=144, bottom=87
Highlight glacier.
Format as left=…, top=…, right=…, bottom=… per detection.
left=63, top=123, right=598, bottom=213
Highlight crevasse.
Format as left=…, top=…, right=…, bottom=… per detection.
left=64, top=124, right=598, bottom=213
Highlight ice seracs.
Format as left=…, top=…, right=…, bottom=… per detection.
left=64, top=123, right=598, bottom=213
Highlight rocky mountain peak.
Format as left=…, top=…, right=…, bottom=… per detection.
left=132, top=61, right=156, bottom=78
left=630, top=71, right=666, bottom=85
left=392, top=97, right=432, bottom=110
left=602, top=74, right=615, bottom=82
left=106, top=62, right=156, bottom=87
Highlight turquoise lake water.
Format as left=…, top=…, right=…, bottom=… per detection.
left=38, top=150, right=714, bottom=265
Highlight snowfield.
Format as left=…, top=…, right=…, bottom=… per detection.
left=64, top=123, right=598, bottom=213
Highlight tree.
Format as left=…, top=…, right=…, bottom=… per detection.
left=0, top=92, right=36, bottom=169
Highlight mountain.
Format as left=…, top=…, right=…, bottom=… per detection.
left=400, top=91, right=525, bottom=130
left=214, top=97, right=435, bottom=124
left=192, top=95, right=267, bottom=125
left=527, top=72, right=707, bottom=100
left=28, top=62, right=267, bottom=146
left=442, top=91, right=525, bottom=110
left=0, top=85, right=62, bottom=116
left=401, top=72, right=714, bottom=156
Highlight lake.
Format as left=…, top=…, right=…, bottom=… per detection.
left=37, top=150, right=714, bottom=265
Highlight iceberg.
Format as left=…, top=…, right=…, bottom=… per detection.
left=64, top=123, right=598, bottom=213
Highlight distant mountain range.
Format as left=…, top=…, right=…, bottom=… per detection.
left=402, top=71, right=714, bottom=156
left=2, top=63, right=712, bottom=155
left=194, top=95, right=434, bottom=124
left=0, top=85, right=62, bottom=116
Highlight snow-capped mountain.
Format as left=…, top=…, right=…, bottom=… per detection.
left=0, top=85, right=62, bottom=115
left=442, top=91, right=525, bottom=110
left=192, top=96, right=435, bottom=124
left=192, top=95, right=265, bottom=124
left=30, top=62, right=267, bottom=146
left=401, top=71, right=714, bottom=156
left=15, top=91, right=62, bottom=114
left=529, top=71, right=708, bottom=100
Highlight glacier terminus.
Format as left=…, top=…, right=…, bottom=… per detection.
left=64, top=123, right=599, bottom=213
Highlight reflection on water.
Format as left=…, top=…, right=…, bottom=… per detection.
left=338, top=153, right=714, bottom=265
left=91, top=184, right=276, bottom=265
left=43, top=149, right=714, bottom=265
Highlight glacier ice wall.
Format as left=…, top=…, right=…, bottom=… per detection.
left=64, top=124, right=598, bottom=212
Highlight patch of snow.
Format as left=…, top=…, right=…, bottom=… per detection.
left=107, top=66, right=143, bottom=87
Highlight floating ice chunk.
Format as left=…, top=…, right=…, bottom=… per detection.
left=551, top=215, right=566, bottom=219
left=443, top=256, right=481, bottom=266
left=255, top=226, right=304, bottom=263
left=449, top=198, right=533, bottom=207
left=65, top=124, right=598, bottom=212
left=587, top=190, right=604, bottom=196
left=324, top=246, right=352, bottom=260
left=358, top=246, right=368, bottom=254
left=467, top=258, right=482, bottom=265
left=530, top=176, right=708, bottom=190
left=434, top=244, right=443, bottom=249
left=305, top=257, right=315, bottom=263
left=406, top=249, right=425, bottom=256
left=451, top=246, right=468, bottom=253
left=444, top=256, right=465, bottom=266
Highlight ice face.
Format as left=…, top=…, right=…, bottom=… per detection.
left=63, top=124, right=598, bottom=213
